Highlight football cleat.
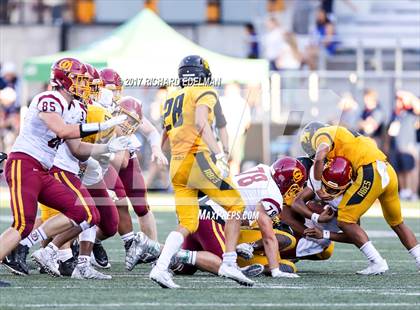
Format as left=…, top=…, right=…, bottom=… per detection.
left=236, top=243, right=254, bottom=260
left=31, top=247, right=61, bottom=277
left=125, top=232, right=161, bottom=271
left=240, top=264, right=264, bottom=277
left=218, top=263, right=254, bottom=287
left=357, top=259, right=389, bottom=275
left=149, top=266, right=180, bottom=289
left=2, top=244, right=29, bottom=276
left=71, top=262, right=112, bottom=280
left=92, top=241, right=111, bottom=269
left=58, top=257, right=77, bottom=277
left=71, top=240, right=79, bottom=258
left=0, top=279, right=11, bottom=287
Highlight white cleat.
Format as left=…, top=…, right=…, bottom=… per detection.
left=126, top=232, right=161, bottom=271
left=218, top=263, right=254, bottom=287
left=149, top=266, right=180, bottom=289
left=357, top=259, right=389, bottom=275
left=236, top=243, right=254, bottom=260
left=31, top=247, right=60, bottom=277
left=71, top=263, right=112, bottom=280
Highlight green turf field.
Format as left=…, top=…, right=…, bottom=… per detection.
left=0, top=204, right=419, bottom=310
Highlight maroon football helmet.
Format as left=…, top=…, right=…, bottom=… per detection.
left=99, top=68, right=123, bottom=101
left=85, top=63, right=102, bottom=101
left=50, top=57, right=90, bottom=100
left=116, top=96, right=143, bottom=135
left=321, top=156, right=353, bottom=198
left=271, top=156, right=307, bottom=205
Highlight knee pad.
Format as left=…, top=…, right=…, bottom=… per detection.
left=79, top=225, right=97, bottom=243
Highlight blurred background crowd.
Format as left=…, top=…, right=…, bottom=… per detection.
left=1, top=0, right=419, bottom=200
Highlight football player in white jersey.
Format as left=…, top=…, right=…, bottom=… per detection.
left=129, top=157, right=307, bottom=279
left=0, top=58, right=129, bottom=269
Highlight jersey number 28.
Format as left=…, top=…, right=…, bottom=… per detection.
left=163, top=94, right=184, bottom=131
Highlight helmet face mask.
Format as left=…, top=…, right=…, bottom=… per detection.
left=320, top=156, right=353, bottom=199
left=116, top=96, right=143, bottom=136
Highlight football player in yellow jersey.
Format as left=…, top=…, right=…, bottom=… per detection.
left=300, top=122, right=420, bottom=274
left=149, top=55, right=253, bottom=288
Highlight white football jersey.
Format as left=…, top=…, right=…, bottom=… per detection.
left=53, top=100, right=87, bottom=175
left=12, top=91, right=77, bottom=169
left=201, top=164, right=283, bottom=220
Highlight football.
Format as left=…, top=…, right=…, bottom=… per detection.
left=306, top=199, right=327, bottom=214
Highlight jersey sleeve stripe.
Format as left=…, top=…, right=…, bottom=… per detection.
left=38, top=94, right=65, bottom=113
left=260, top=198, right=281, bottom=212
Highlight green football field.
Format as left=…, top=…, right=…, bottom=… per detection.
left=0, top=200, right=419, bottom=310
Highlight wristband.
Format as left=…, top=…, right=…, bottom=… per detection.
left=323, top=230, right=330, bottom=240
left=80, top=123, right=99, bottom=138
left=311, top=213, right=320, bottom=223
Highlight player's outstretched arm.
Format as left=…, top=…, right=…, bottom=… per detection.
left=291, top=187, right=316, bottom=219
left=66, top=136, right=131, bottom=161
left=139, top=117, right=168, bottom=165
left=39, top=112, right=126, bottom=140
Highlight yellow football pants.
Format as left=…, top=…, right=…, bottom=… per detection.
left=338, top=161, right=402, bottom=226
left=170, top=151, right=244, bottom=233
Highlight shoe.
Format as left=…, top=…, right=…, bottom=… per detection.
left=218, top=263, right=254, bottom=287
left=58, top=257, right=77, bottom=277
left=71, top=262, right=112, bottom=280
left=92, top=241, right=110, bottom=269
left=31, top=247, right=60, bottom=277
left=0, top=279, right=11, bottom=287
left=357, top=259, right=389, bottom=275
left=126, top=232, right=161, bottom=271
left=149, top=266, right=180, bottom=289
left=236, top=243, right=254, bottom=260
left=2, top=244, right=29, bottom=276
left=241, top=264, right=264, bottom=277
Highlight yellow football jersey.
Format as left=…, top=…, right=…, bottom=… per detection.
left=82, top=104, right=115, bottom=144
left=162, top=85, right=218, bottom=155
left=311, top=125, right=386, bottom=171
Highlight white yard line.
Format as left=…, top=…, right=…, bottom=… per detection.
left=0, top=303, right=418, bottom=308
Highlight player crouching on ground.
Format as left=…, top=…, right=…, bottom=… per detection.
left=285, top=156, right=352, bottom=262
left=300, top=121, right=420, bottom=274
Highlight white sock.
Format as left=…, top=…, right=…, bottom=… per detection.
left=408, top=244, right=420, bottom=262
left=19, top=228, right=47, bottom=248
left=79, top=226, right=96, bottom=243
left=121, top=232, right=134, bottom=243
left=222, top=251, right=237, bottom=266
left=360, top=241, right=383, bottom=264
left=57, top=249, right=73, bottom=262
left=77, top=255, right=90, bottom=265
left=156, top=231, right=184, bottom=271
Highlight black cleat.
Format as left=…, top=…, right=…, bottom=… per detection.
left=2, top=244, right=29, bottom=276
left=92, top=241, right=110, bottom=269
left=58, top=257, right=77, bottom=277
left=0, top=279, right=11, bottom=287
left=71, top=240, right=79, bottom=258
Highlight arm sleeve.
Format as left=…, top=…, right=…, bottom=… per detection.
left=214, top=100, right=227, bottom=128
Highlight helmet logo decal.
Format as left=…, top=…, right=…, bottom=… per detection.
left=59, top=59, right=73, bottom=71
left=292, top=168, right=303, bottom=183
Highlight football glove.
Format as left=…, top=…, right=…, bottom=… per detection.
left=107, top=136, right=130, bottom=153
left=271, top=267, right=300, bottom=278
left=215, top=152, right=229, bottom=179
